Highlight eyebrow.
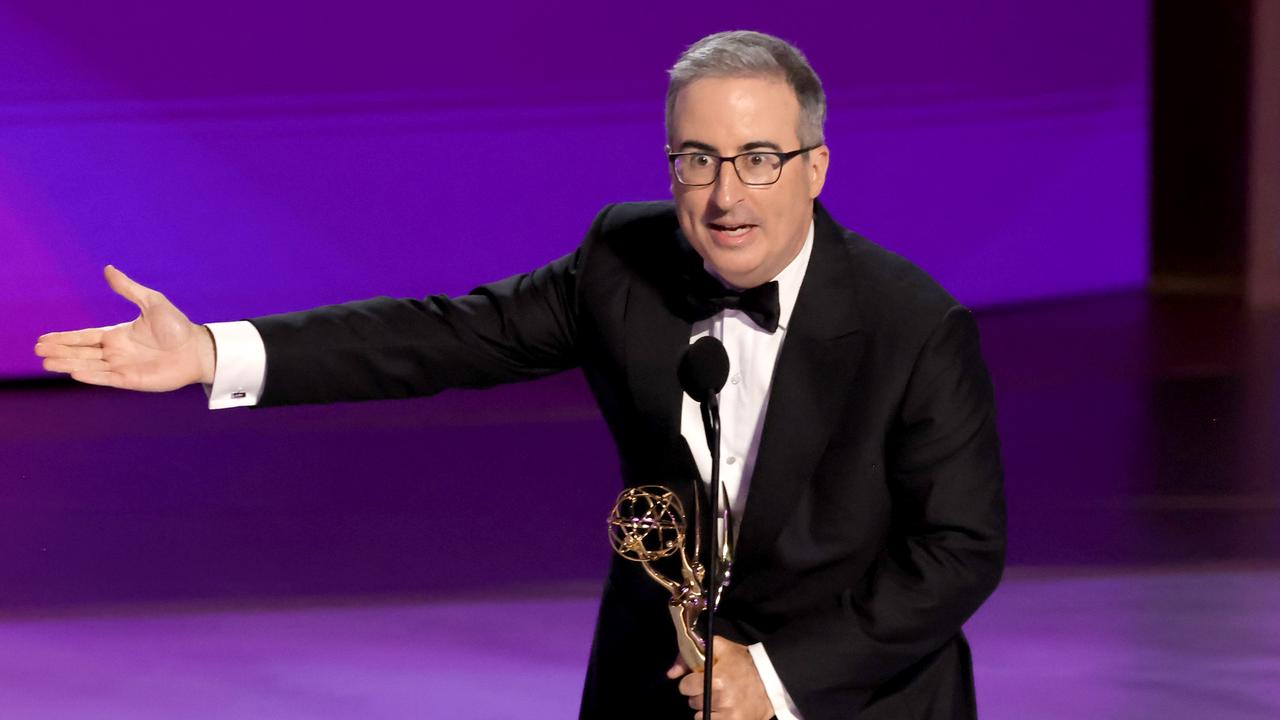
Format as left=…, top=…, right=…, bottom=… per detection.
left=674, top=140, right=719, bottom=153
left=740, top=140, right=785, bottom=152
left=674, top=140, right=786, bottom=154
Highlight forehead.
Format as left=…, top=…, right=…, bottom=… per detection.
left=669, top=75, right=802, bottom=148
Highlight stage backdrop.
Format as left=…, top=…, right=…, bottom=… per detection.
left=1, top=1, right=1148, bottom=379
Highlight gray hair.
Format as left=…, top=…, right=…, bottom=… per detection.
left=666, top=30, right=826, bottom=147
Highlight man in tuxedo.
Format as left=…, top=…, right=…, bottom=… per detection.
left=36, top=31, right=1004, bottom=720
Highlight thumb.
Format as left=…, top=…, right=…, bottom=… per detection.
left=104, top=265, right=155, bottom=309
left=665, top=655, right=692, bottom=679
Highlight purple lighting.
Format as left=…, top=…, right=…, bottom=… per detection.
left=2, top=1, right=1148, bottom=378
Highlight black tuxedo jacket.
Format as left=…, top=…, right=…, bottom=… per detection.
left=250, top=201, right=1006, bottom=719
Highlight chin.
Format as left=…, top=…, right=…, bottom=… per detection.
left=688, top=232, right=766, bottom=284
left=705, top=255, right=763, bottom=287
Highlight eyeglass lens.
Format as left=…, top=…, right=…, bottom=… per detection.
left=674, top=153, right=784, bottom=186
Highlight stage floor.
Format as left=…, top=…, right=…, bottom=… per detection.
left=2, top=566, right=1277, bottom=719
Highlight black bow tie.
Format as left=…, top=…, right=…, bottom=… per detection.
left=685, top=279, right=781, bottom=333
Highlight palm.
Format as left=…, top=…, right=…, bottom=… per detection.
left=105, top=299, right=200, bottom=390
left=35, top=266, right=212, bottom=391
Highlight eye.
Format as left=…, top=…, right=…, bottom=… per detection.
left=690, top=154, right=714, bottom=167
left=747, top=153, right=769, bottom=167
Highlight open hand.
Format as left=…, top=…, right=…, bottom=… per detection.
left=34, top=265, right=215, bottom=391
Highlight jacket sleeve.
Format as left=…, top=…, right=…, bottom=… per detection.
left=248, top=207, right=611, bottom=407
left=765, top=305, right=1007, bottom=713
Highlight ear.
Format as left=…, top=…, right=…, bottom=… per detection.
left=664, top=144, right=677, bottom=195
left=806, top=145, right=830, bottom=199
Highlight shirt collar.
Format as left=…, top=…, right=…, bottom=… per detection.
left=702, top=221, right=814, bottom=332
left=771, top=221, right=814, bottom=332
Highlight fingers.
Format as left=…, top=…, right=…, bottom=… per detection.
left=68, top=369, right=123, bottom=388
left=36, top=328, right=106, bottom=349
left=678, top=672, right=728, bottom=718
left=41, top=357, right=110, bottom=375
left=39, top=352, right=123, bottom=387
left=43, top=358, right=123, bottom=388
left=678, top=672, right=722, bottom=697
left=687, top=690, right=728, bottom=713
left=666, top=657, right=692, bottom=679
left=34, top=343, right=104, bottom=360
left=104, top=265, right=158, bottom=309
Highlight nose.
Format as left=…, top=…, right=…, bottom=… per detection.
left=710, top=158, right=744, bottom=211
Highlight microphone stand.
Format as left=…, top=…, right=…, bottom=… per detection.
left=678, top=333, right=731, bottom=719
left=699, top=393, right=722, bottom=720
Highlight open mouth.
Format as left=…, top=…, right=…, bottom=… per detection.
left=708, top=223, right=757, bottom=239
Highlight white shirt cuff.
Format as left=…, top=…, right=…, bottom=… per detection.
left=204, top=321, right=266, bottom=409
left=748, top=642, right=804, bottom=720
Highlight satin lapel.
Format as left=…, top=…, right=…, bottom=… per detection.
left=622, top=230, right=701, bottom=510
left=732, top=206, right=866, bottom=577
left=624, top=279, right=692, bottom=447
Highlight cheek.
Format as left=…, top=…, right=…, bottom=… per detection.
left=674, top=194, right=708, bottom=227
left=674, top=202, right=705, bottom=249
left=777, top=186, right=811, bottom=223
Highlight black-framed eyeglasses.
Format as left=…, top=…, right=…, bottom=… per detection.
left=667, top=145, right=821, bottom=187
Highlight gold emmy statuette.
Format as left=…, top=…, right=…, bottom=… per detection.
left=607, top=485, right=718, bottom=670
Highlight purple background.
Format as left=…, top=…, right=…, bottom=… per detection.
left=11, top=8, right=1280, bottom=717
left=1, top=1, right=1148, bottom=379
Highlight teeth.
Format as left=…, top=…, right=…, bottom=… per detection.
left=713, top=224, right=752, bottom=237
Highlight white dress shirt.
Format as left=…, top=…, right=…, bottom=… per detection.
left=204, top=222, right=816, bottom=719
left=678, top=222, right=812, bottom=720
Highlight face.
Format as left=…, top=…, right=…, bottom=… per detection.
left=668, top=75, right=829, bottom=289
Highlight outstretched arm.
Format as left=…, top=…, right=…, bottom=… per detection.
left=247, top=246, right=583, bottom=406
left=34, top=266, right=215, bottom=391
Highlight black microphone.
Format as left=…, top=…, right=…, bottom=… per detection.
left=678, top=336, right=730, bottom=403
left=677, top=335, right=729, bottom=720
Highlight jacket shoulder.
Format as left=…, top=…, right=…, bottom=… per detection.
left=579, top=201, right=682, bottom=281
left=593, top=201, right=678, bottom=236
left=818, top=208, right=966, bottom=338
